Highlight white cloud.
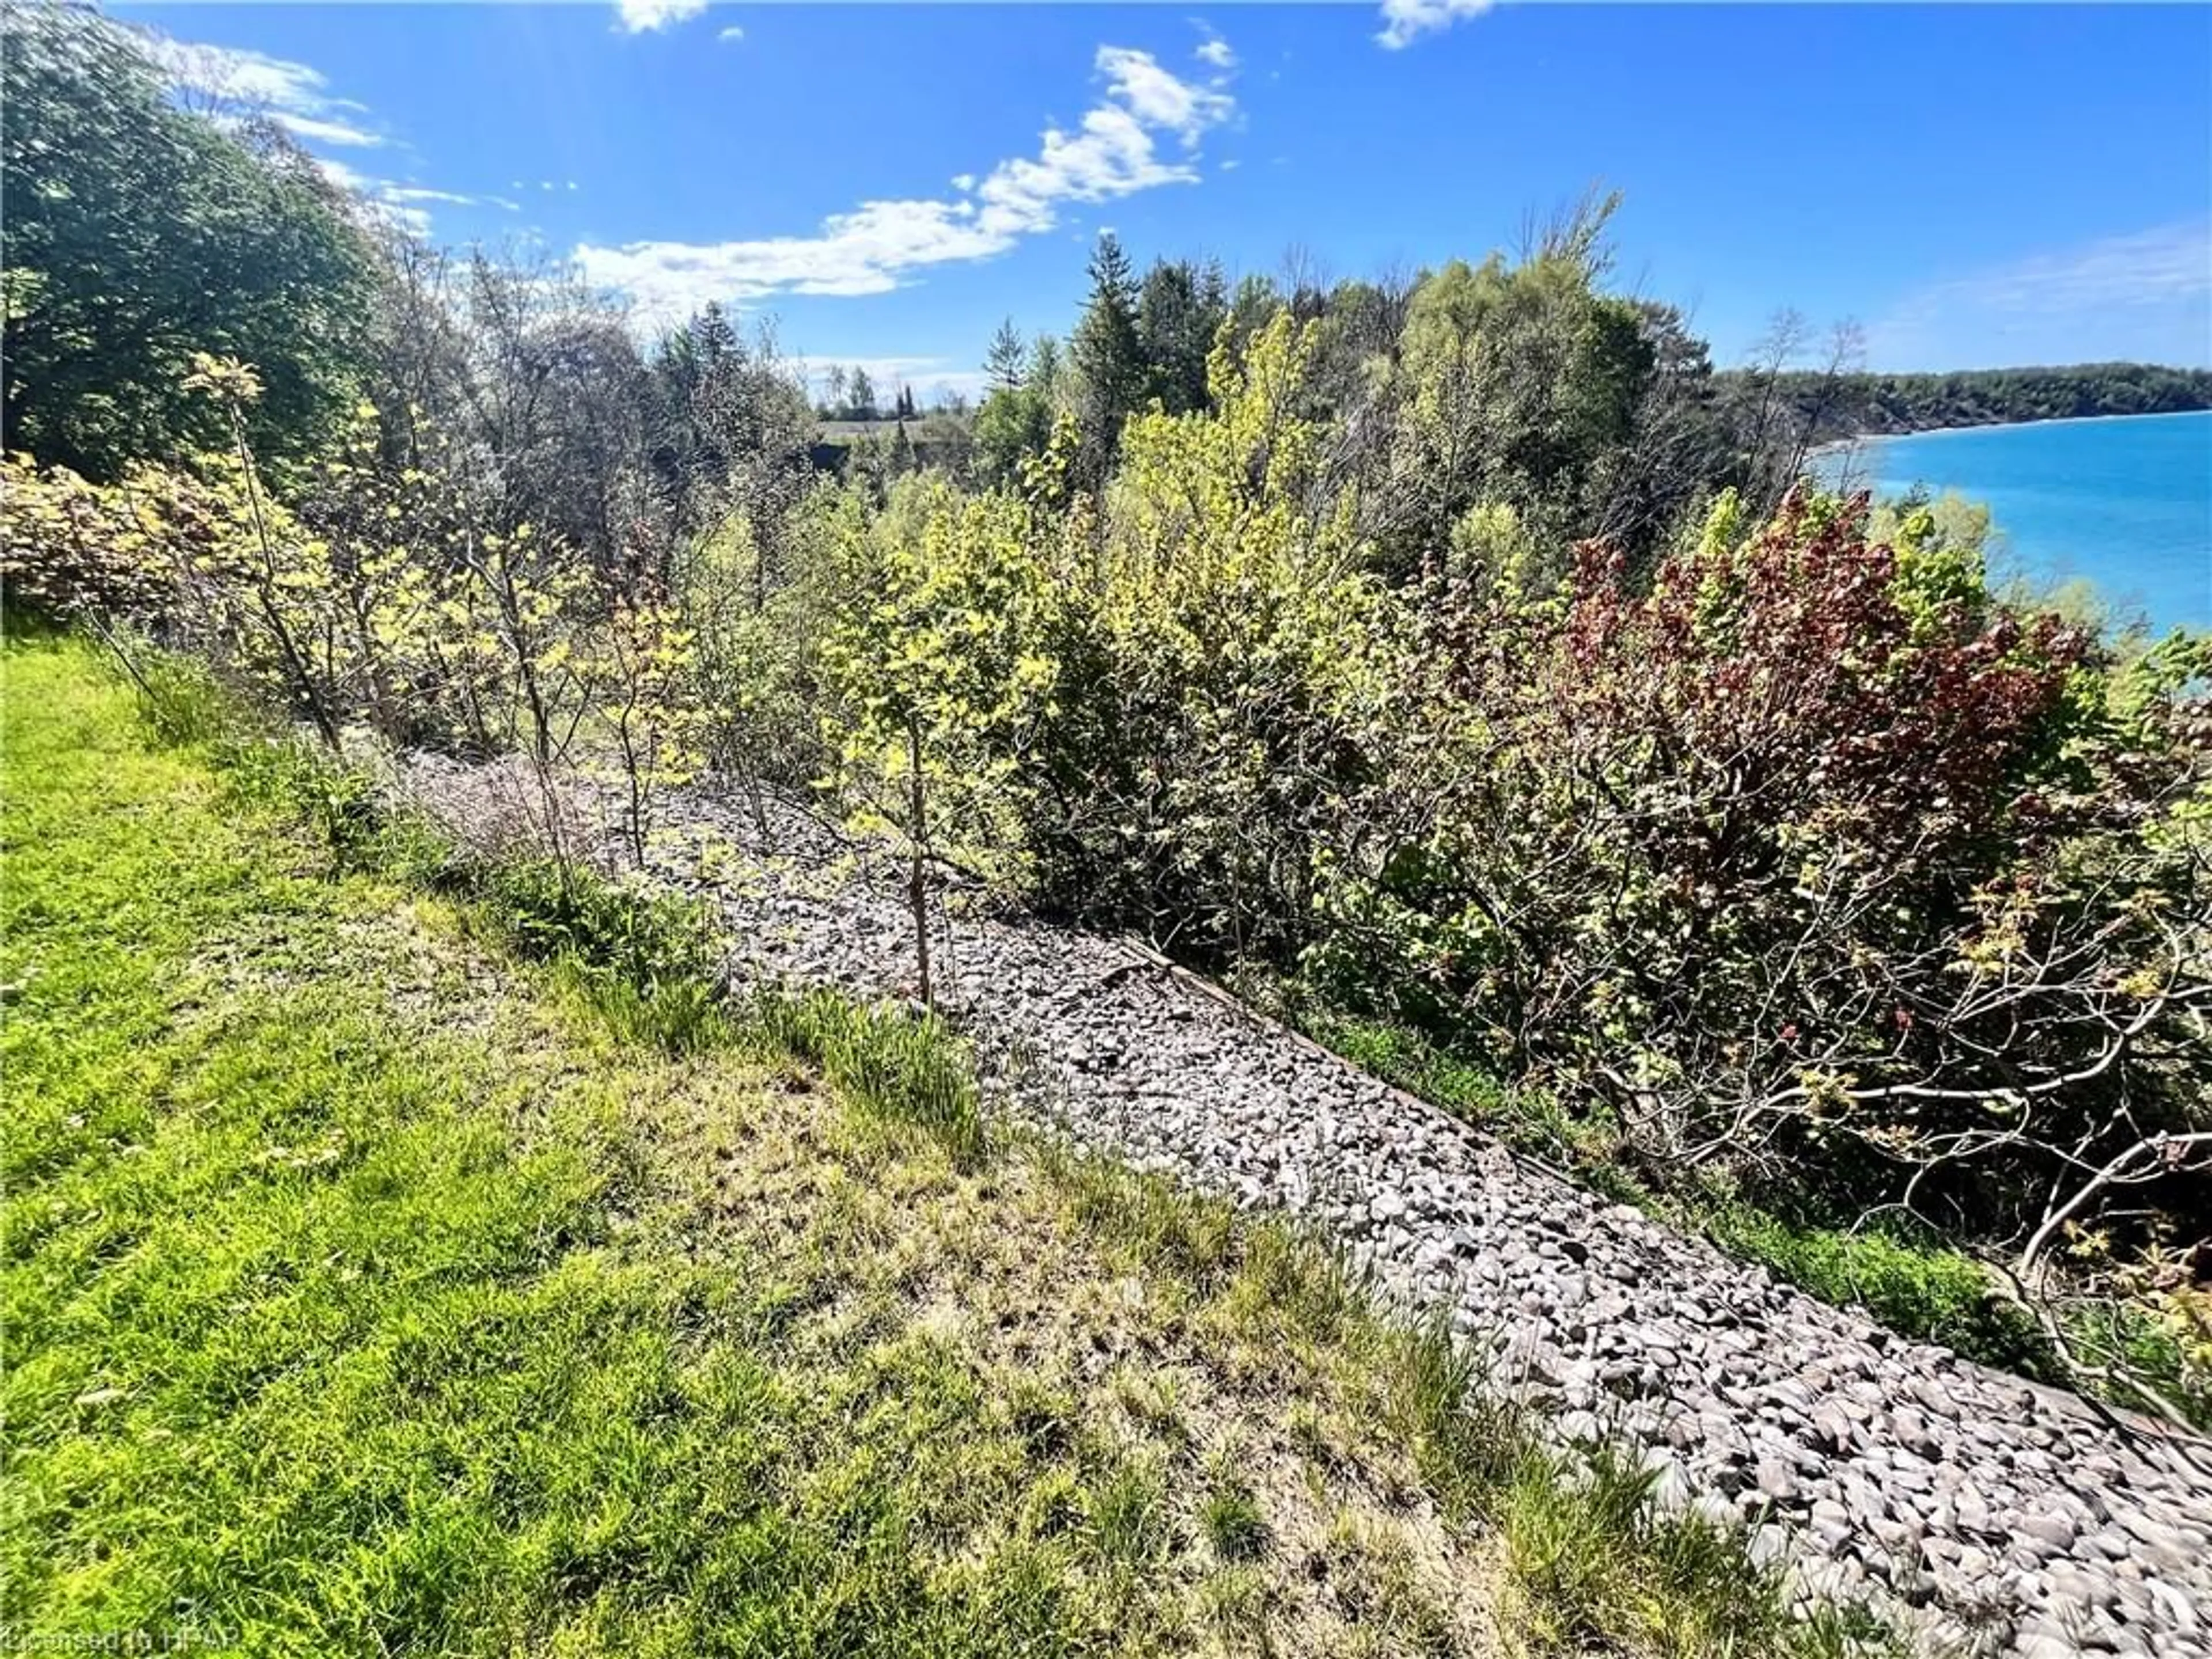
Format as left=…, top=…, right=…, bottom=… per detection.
left=1375, top=0, right=1496, bottom=51
left=615, top=0, right=708, bottom=34
left=305, top=157, right=425, bottom=233
left=1093, top=44, right=1232, bottom=142
left=305, top=168, right=517, bottom=234
left=577, top=46, right=1235, bottom=324
left=141, top=35, right=386, bottom=146
left=384, top=185, right=522, bottom=213
left=270, top=111, right=384, bottom=149
left=135, top=25, right=502, bottom=240
left=951, top=173, right=977, bottom=192
left=1195, top=35, right=1236, bottom=71
left=144, top=37, right=321, bottom=112
left=718, top=25, right=746, bottom=45
left=312, top=156, right=371, bottom=196
left=1868, top=221, right=2212, bottom=368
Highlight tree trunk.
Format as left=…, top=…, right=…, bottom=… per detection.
left=906, top=714, right=932, bottom=1012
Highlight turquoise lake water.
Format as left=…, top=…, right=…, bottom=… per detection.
left=1817, top=409, right=2211, bottom=636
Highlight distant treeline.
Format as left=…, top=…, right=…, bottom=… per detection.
left=1720, top=362, right=2212, bottom=445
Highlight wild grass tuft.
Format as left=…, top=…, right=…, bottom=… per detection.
left=1082, top=1453, right=1173, bottom=1570
left=477, top=859, right=735, bottom=1055
left=1197, top=1456, right=1268, bottom=1562
left=1384, top=1317, right=1529, bottom=1512
left=123, top=641, right=249, bottom=747
left=1044, top=1147, right=1241, bottom=1291
left=755, top=987, right=986, bottom=1167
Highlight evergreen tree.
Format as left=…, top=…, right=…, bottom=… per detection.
left=1071, top=233, right=1146, bottom=485
left=1029, top=335, right=1063, bottom=403
left=691, top=302, right=739, bottom=368
left=1137, top=257, right=1227, bottom=416
left=984, top=318, right=1029, bottom=393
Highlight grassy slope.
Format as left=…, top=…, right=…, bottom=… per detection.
left=1, top=641, right=1872, bottom=1658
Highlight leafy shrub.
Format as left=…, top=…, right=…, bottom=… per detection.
left=1313, top=490, right=2211, bottom=1241
left=0, top=453, right=170, bottom=624
left=1021, top=312, right=1391, bottom=960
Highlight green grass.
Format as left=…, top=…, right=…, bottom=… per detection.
left=1294, top=1010, right=1642, bottom=1205
left=2, top=638, right=1892, bottom=1657
left=756, top=988, right=986, bottom=1168
left=1703, top=1206, right=2052, bottom=1376
left=0, top=643, right=1122, bottom=1654
left=1196, top=1456, right=1267, bottom=1562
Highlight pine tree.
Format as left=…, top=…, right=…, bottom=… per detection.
left=984, top=318, right=1029, bottom=393
left=1137, top=257, right=1226, bottom=415
left=691, top=302, right=738, bottom=368
left=1071, top=233, right=1146, bottom=484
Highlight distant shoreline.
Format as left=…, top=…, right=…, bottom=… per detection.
left=1808, top=408, right=2209, bottom=638
left=1810, top=407, right=2207, bottom=460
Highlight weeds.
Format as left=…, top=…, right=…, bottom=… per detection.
left=755, top=987, right=986, bottom=1168
left=1198, top=1455, right=1268, bottom=1561
left=124, top=638, right=248, bottom=747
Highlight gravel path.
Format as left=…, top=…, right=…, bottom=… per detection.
left=399, top=756, right=2212, bottom=1658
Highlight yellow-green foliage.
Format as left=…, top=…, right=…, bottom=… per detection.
left=801, top=314, right=1399, bottom=957
left=0, top=453, right=169, bottom=619
left=819, top=473, right=1058, bottom=884
left=1025, top=312, right=1399, bottom=953
left=675, top=490, right=859, bottom=788
left=590, top=596, right=709, bottom=863
left=2, top=376, right=613, bottom=768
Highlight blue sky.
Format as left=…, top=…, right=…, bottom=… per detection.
left=122, top=2, right=2212, bottom=402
